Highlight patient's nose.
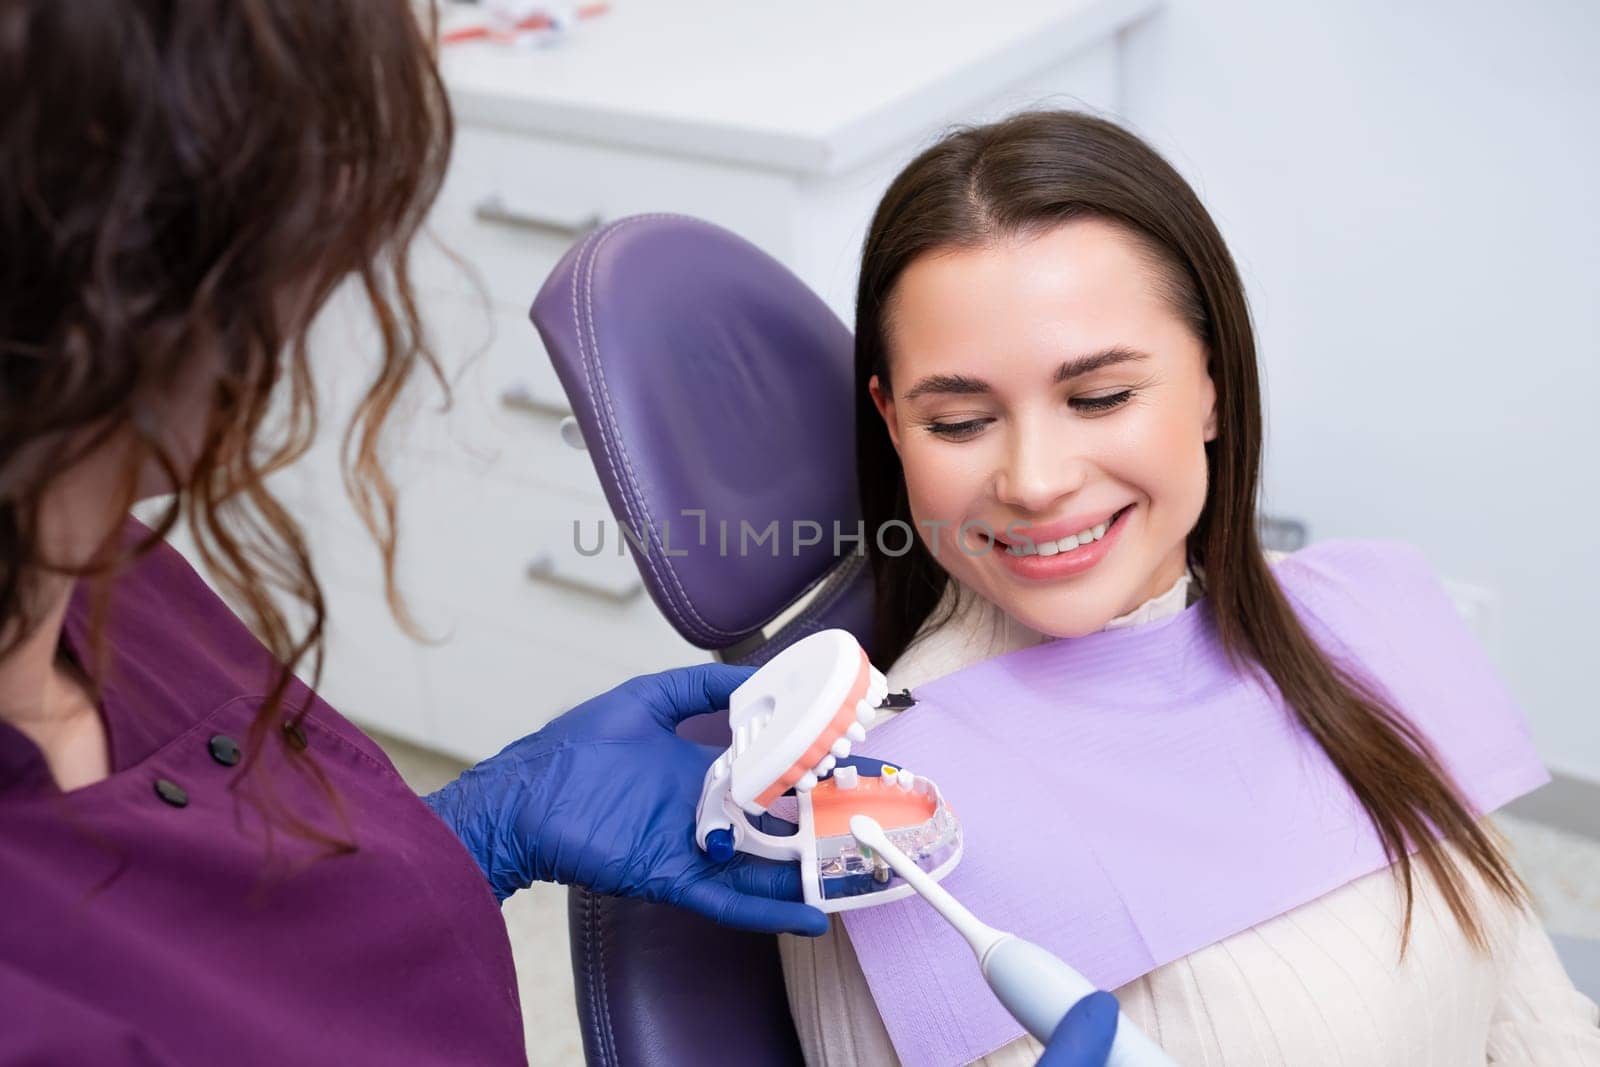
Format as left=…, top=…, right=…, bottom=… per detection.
left=992, top=419, right=1088, bottom=515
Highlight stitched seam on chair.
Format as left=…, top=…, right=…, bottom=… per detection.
left=579, top=213, right=739, bottom=641
left=568, top=220, right=696, bottom=639
left=577, top=213, right=749, bottom=643
left=577, top=891, right=600, bottom=1060
left=595, top=895, right=620, bottom=1064
left=577, top=891, right=612, bottom=1065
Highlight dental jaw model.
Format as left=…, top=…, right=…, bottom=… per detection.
left=694, top=629, right=963, bottom=912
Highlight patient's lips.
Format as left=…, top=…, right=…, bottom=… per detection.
left=994, top=503, right=1133, bottom=581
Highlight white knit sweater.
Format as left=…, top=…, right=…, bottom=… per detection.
left=778, top=567, right=1600, bottom=1065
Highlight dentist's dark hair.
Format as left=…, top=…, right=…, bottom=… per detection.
left=0, top=0, right=451, bottom=852
left=854, top=109, right=1523, bottom=952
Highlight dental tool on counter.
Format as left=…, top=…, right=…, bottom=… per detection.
left=694, top=629, right=962, bottom=912
left=848, top=814, right=1175, bottom=1066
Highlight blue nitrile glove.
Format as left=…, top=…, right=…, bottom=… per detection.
left=1036, top=991, right=1120, bottom=1066
left=422, top=662, right=829, bottom=937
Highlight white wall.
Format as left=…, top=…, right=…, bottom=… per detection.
left=1115, top=2, right=1600, bottom=780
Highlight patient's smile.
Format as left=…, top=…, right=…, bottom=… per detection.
left=990, top=504, right=1134, bottom=582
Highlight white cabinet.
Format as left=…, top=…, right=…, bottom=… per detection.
left=267, top=0, right=1157, bottom=761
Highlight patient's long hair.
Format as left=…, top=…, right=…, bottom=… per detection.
left=0, top=0, right=451, bottom=852
left=855, top=110, right=1523, bottom=951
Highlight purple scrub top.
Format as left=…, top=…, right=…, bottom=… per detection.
left=0, top=520, right=527, bottom=1065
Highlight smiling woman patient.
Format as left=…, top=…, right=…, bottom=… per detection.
left=871, top=218, right=1216, bottom=636
left=777, top=110, right=1600, bottom=1065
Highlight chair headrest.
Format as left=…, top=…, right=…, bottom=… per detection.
left=532, top=215, right=859, bottom=651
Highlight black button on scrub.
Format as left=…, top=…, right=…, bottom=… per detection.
left=282, top=721, right=308, bottom=751
left=208, top=735, right=241, bottom=766
left=154, top=779, right=189, bottom=808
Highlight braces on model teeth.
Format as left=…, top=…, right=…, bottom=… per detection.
left=694, top=630, right=963, bottom=911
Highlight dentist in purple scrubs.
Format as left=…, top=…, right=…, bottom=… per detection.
left=0, top=2, right=1115, bottom=1063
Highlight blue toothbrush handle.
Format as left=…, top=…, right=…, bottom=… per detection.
left=983, top=937, right=1176, bottom=1066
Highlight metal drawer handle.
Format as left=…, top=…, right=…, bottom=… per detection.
left=500, top=383, right=572, bottom=418
left=473, top=193, right=602, bottom=240
left=526, top=554, right=643, bottom=604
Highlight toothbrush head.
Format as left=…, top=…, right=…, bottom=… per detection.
left=726, top=629, right=888, bottom=814
left=848, top=813, right=890, bottom=853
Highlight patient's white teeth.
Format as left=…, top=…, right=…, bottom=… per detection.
left=846, top=722, right=867, bottom=742
left=797, top=771, right=818, bottom=792
left=1007, top=517, right=1123, bottom=556
left=834, top=766, right=859, bottom=789
left=831, top=736, right=852, bottom=758
left=815, top=754, right=837, bottom=776
left=897, top=770, right=916, bottom=792
left=856, top=700, right=875, bottom=724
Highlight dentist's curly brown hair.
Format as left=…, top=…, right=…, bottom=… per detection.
left=0, top=0, right=452, bottom=851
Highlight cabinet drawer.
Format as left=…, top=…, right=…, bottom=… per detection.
left=307, top=283, right=599, bottom=498
left=416, top=612, right=705, bottom=763
left=294, top=465, right=708, bottom=761
left=295, top=457, right=698, bottom=674
left=414, top=293, right=595, bottom=492
left=413, top=124, right=795, bottom=312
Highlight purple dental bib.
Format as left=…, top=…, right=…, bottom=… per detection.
left=842, top=540, right=1548, bottom=1066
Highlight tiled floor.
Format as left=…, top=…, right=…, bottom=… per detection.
left=374, top=730, right=1600, bottom=1066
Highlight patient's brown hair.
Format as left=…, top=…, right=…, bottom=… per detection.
left=0, top=0, right=451, bottom=851
left=855, top=110, right=1525, bottom=952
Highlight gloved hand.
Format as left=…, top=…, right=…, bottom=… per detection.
left=422, top=662, right=829, bottom=937
left=1036, top=991, right=1120, bottom=1066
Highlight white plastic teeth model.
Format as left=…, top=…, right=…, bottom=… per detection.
left=724, top=673, right=889, bottom=778
left=692, top=630, right=966, bottom=916
left=722, top=631, right=889, bottom=815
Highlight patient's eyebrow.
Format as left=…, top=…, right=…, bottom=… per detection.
left=1054, top=346, right=1149, bottom=383
left=902, top=373, right=990, bottom=401
left=901, top=347, right=1150, bottom=401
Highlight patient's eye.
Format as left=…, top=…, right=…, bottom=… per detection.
left=1069, top=389, right=1134, bottom=414
left=923, top=417, right=991, bottom=440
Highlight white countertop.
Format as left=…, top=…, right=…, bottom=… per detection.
left=440, top=0, right=1159, bottom=175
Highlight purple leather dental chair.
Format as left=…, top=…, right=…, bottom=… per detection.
left=531, top=215, right=872, bottom=1065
